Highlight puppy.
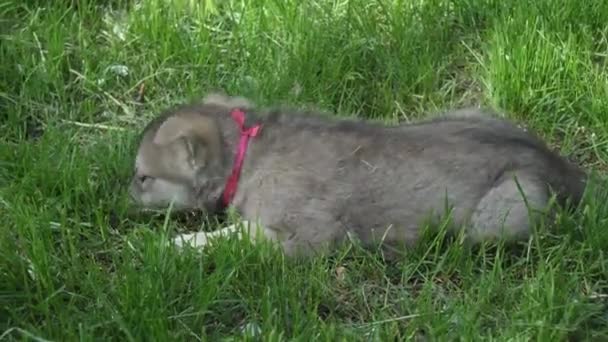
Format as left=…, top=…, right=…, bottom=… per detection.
left=128, top=93, right=587, bottom=258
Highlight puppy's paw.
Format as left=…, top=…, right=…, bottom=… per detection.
left=170, top=231, right=209, bottom=250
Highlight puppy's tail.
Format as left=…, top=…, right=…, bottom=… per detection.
left=546, top=156, right=588, bottom=210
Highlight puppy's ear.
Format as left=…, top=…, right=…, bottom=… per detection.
left=172, top=135, right=208, bottom=171
left=153, top=113, right=222, bottom=171
left=202, top=92, right=255, bottom=110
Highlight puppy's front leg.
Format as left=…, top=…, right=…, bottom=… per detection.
left=172, top=220, right=278, bottom=250
left=171, top=224, right=239, bottom=249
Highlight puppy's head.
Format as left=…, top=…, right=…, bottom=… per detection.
left=128, top=109, right=220, bottom=212
left=128, top=93, right=256, bottom=213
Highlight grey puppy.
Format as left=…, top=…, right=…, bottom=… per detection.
left=129, top=93, right=587, bottom=258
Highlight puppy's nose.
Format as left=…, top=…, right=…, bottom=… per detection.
left=127, top=185, right=138, bottom=201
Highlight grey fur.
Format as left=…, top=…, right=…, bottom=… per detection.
left=128, top=94, right=587, bottom=258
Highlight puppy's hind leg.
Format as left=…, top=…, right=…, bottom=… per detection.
left=465, top=173, right=550, bottom=244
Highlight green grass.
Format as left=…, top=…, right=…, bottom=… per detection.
left=2, top=0, right=608, bottom=340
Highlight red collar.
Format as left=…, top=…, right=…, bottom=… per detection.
left=221, top=109, right=261, bottom=207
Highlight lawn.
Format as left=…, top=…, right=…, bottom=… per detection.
left=2, top=0, right=608, bottom=340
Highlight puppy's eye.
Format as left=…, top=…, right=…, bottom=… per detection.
left=138, top=175, right=153, bottom=185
